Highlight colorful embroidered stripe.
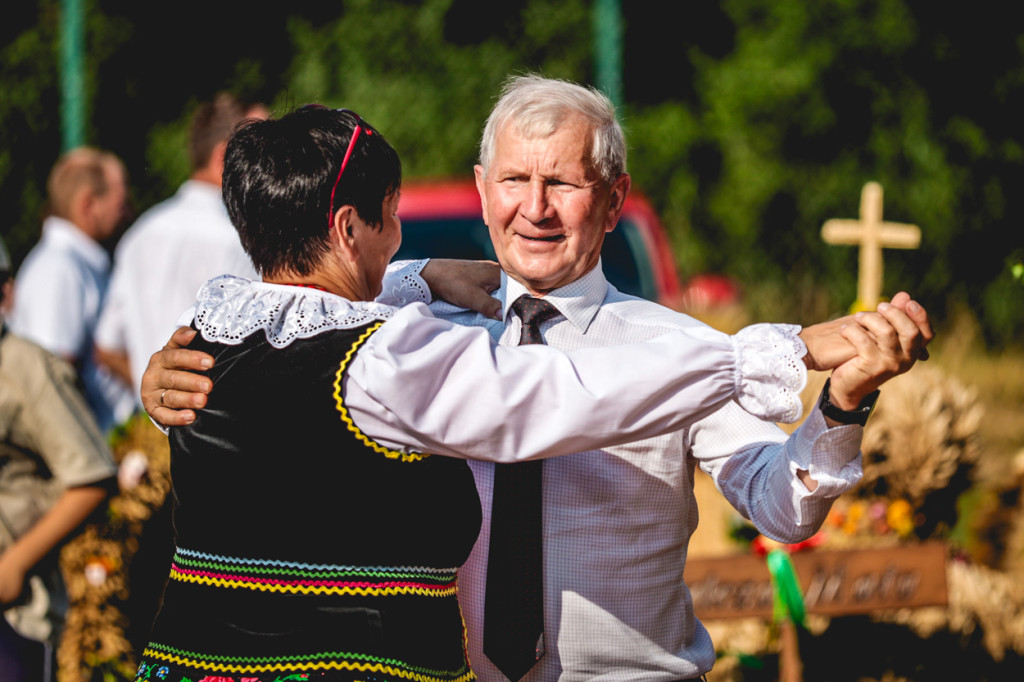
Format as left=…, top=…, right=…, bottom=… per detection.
left=175, top=547, right=457, bottom=576
left=333, top=322, right=429, bottom=462
left=168, top=549, right=457, bottom=597
left=139, top=642, right=475, bottom=682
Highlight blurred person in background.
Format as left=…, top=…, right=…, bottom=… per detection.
left=9, top=147, right=135, bottom=433
left=0, top=235, right=117, bottom=682
left=96, top=93, right=269, bottom=403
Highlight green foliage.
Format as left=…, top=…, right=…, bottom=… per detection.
left=281, top=0, right=591, bottom=181
left=143, top=60, right=274, bottom=210
left=1, top=0, right=1022, bottom=346
left=628, top=0, right=1024, bottom=340
left=0, top=2, right=62, bottom=261
left=0, top=0, right=131, bottom=260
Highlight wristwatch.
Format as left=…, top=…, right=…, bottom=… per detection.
left=818, top=378, right=879, bottom=426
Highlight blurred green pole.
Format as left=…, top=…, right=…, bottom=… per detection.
left=593, top=0, right=623, bottom=111
left=60, top=0, right=86, bottom=151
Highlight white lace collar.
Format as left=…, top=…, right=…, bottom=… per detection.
left=192, top=275, right=397, bottom=348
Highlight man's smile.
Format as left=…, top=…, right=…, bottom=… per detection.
left=517, top=232, right=565, bottom=243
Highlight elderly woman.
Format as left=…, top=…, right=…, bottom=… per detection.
left=133, top=106, right=870, bottom=682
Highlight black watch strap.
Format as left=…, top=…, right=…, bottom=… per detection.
left=818, top=378, right=879, bottom=426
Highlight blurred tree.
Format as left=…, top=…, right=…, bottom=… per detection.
left=2, top=0, right=1022, bottom=345
left=624, top=0, right=1024, bottom=342
left=278, top=0, right=591, bottom=180
left=0, top=0, right=291, bottom=265
left=0, top=1, right=130, bottom=263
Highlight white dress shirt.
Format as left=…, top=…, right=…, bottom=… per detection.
left=10, top=216, right=134, bottom=432
left=418, top=263, right=864, bottom=682
left=188, top=270, right=809, bottom=464
left=95, top=180, right=258, bottom=401
left=185, top=263, right=862, bottom=681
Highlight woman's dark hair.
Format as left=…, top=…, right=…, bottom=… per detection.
left=222, top=106, right=402, bottom=278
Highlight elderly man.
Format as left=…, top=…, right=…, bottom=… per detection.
left=95, top=93, right=269, bottom=402
left=10, top=147, right=134, bottom=433
left=143, top=75, right=932, bottom=681
left=440, top=75, right=932, bottom=682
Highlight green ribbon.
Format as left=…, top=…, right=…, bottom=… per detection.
left=767, top=549, right=805, bottom=626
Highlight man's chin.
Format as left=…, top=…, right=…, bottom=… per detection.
left=507, top=270, right=569, bottom=297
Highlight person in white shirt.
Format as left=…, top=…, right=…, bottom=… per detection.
left=141, top=81, right=933, bottom=682
left=95, top=93, right=269, bottom=402
left=9, top=147, right=135, bottom=433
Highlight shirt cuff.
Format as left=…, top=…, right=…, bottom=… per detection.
left=732, top=323, right=807, bottom=423
left=376, top=259, right=431, bottom=307
left=789, top=406, right=864, bottom=500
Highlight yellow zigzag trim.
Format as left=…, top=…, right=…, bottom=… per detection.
left=333, top=322, right=428, bottom=463
left=142, top=648, right=475, bottom=682
left=169, top=570, right=456, bottom=597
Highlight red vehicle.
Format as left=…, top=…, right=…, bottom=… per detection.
left=395, top=179, right=683, bottom=307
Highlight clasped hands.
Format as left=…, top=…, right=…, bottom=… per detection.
left=798, top=291, right=933, bottom=411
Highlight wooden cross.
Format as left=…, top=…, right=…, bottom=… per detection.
left=821, top=182, right=921, bottom=309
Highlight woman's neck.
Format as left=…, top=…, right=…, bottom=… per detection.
left=263, top=266, right=373, bottom=302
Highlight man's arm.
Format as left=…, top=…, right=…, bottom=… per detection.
left=797, top=292, right=932, bottom=491
left=93, top=254, right=132, bottom=385
left=94, top=345, right=133, bottom=386
left=144, top=311, right=853, bottom=463
left=141, top=296, right=915, bottom=428
left=0, top=338, right=118, bottom=603
left=143, top=292, right=931, bottom=456
left=699, top=292, right=934, bottom=544
left=342, top=295, right=928, bottom=461
left=0, top=485, right=110, bottom=604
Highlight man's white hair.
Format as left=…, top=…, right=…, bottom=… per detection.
left=479, top=74, right=627, bottom=184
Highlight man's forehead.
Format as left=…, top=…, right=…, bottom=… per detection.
left=103, top=160, right=126, bottom=183
left=492, top=118, right=597, bottom=175
left=500, top=112, right=594, bottom=145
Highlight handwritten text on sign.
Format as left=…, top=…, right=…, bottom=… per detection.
left=684, top=541, right=947, bottom=620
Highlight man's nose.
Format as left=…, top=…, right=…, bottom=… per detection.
left=520, top=180, right=554, bottom=224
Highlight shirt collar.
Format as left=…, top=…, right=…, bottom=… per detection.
left=179, top=179, right=228, bottom=209
left=500, top=259, right=608, bottom=334
left=41, top=215, right=110, bottom=271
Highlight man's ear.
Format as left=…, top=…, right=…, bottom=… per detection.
left=604, top=172, right=631, bottom=233
left=73, top=187, right=100, bottom=236
left=474, top=165, right=490, bottom=227
left=210, top=141, right=228, bottom=181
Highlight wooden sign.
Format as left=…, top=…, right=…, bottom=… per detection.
left=685, top=541, right=947, bottom=621
left=821, top=181, right=921, bottom=309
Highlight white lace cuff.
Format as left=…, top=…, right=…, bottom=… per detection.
left=376, top=259, right=430, bottom=307
left=732, top=323, right=807, bottom=423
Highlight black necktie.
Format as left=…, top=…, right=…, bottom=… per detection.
left=484, top=294, right=561, bottom=681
